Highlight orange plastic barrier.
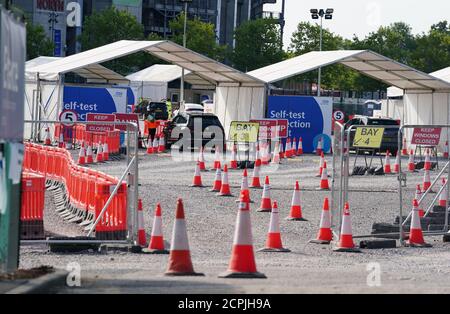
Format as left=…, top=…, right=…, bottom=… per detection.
left=20, top=172, right=46, bottom=239
left=22, top=142, right=128, bottom=240
left=55, top=124, right=121, bottom=154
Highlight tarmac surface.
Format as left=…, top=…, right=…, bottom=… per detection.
left=19, top=150, right=450, bottom=293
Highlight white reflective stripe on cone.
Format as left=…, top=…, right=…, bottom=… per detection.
left=262, top=184, right=271, bottom=199
left=320, top=209, right=331, bottom=228
left=252, top=164, right=260, bottom=178
left=242, top=175, right=249, bottom=190
left=233, top=208, right=253, bottom=245
left=268, top=207, right=280, bottom=233
left=411, top=206, right=421, bottom=229
left=194, top=164, right=201, bottom=177
left=152, top=216, right=163, bottom=236
left=341, top=214, right=353, bottom=235
left=321, top=166, right=328, bottom=179
left=103, top=143, right=108, bottom=153
left=222, top=170, right=229, bottom=185
left=171, top=219, right=190, bottom=250
left=291, top=189, right=300, bottom=206
left=214, top=168, right=222, bottom=180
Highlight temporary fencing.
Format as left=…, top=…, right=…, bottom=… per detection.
left=22, top=142, right=128, bottom=240
left=20, top=172, right=46, bottom=239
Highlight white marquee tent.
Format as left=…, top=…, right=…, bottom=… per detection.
left=126, top=64, right=215, bottom=102
left=25, top=40, right=266, bottom=137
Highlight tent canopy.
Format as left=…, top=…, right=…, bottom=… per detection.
left=388, top=66, right=450, bottom=97
left=126, top=64, right=214, bottom=87
left=28, top=40, right=264, bottom=87
left=26, top=56, right=129, bottom=84
left=248, top=50, right=450, bottom=92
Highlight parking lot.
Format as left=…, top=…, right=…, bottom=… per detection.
left=18, top=151, right=450, bottom=293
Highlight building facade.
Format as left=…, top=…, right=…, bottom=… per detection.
left=12, top=0, right=279, bottom=58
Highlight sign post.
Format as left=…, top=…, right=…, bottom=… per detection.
left=0, top=8, right=26, bottom=274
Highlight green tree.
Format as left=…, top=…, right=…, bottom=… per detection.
left=169, top=13, right=226, bottom=62
left=79, top=7, right=145, bottom=75
left=26, top=23, right=54, bottom=60
left=288, top=22, right=356, bottom=92
left=351, top=22, right=417, bottom=91
left=231, top=18, right=284, bottom=72
left=409, top=21, right=450, bottom=73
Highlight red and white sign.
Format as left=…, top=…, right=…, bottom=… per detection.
left=114, top=113, right=140, bottom=132
left=251, top=119, right=288, bottom=139
left=86, top=113, right=115, bottom=132
left=59, top=110, right=77, bottom=126
left=411, top=128, right=442, bottom=146
left=333, top=110, right=345, bottom=124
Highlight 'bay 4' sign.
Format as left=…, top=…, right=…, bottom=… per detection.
left=267, top=96, right=332, bottom=153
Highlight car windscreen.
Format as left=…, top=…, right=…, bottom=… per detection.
left=190, top=116, right=221, bottom=128
left=367, top=119, right=399, bottom=126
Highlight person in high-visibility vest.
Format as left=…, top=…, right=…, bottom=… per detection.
left=145, top=112, right=158, bottom=142
left=166, top=99, right=173, bottom=120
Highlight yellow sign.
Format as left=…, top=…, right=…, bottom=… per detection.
left=229, top=121, right=260, bottom=143
left=353, top=127, right=385, bottom=148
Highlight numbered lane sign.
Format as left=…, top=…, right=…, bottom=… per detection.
left=353, top=127, right=385, bottom=148
left=333, top=110, right=345, bottom=123
left=59, top=110, right=78, bottom=126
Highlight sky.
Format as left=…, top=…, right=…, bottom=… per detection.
left=264, top=0, right=450, bottom=49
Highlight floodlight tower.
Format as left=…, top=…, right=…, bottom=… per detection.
left=310, top=8, right=334, bottom=97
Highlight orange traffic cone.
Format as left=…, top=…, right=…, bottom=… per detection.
left=316, top=152, right=324, bottom=177
left=297, top=137, right=303, bottom=155
left=86, top=144, right=94, bottom=164
left=438, top=178, right=447, bottom=207
left=291, top=138, right=297, bottom=157
left=210, top=167, right=222, bottom=192
left=422, top=169, right=432, bottom=192
left=384, top=150, right=392, bottom=174
left=286, top=181, right=307, bottom=221
left=444, top=141, right=449, bottom=158
left=401, top=137, right=408, bottom=156
left=44, top=127, right=51, bottom=145
left=212, top=146, right=221, bottom=170
left=218, top=165, right=233, bottom=196
left=414, top=184, right=425, bottom=217
left=394, top=152, right=400, bottom=173
left=143, top=203, right=169, bottom=254
left=261, top=141, right=270, bottom=165
left=424, top=149, right=431, bottom=171
left=152, top=137, right=159, bottom=153
left=285, top=138, right=292, bottom=158
left=334, top=202, right=361, bottom=252
left=198, top=147, right=207, bottom=171
left=258, top=201, right=290, bottom=252
left=137, top=199, right=146, bottom=247
left=219, top=192, right=266, bottom=278
left=408, top=149, right=415, bottom=172
left=271, top=142, right=280, bottom=165
left=279, top=141, right=285, bottom=159
left=146, top=137, right=154, bottom=154
left=310, top=197, right=333, bottom=244
left=258, top=176, right=272, bottom=212
left=78, top=145, right=86, bottom=165
left=319, top=161, right=330, bottom=190
left=190, top=162, right=204, bottom=187
left=316, top=136, right=323, bottom=156
left=158, top=136, right=165, bottom=153
left=58, top=132, right=64, bottom=148
left=250, top=158, right=262, bottom=189
left=230, top=144, right=238, bottom=169
left=95, top=142, right=104, bottom=162
left=407, top=199, right=432, bottom=247
left=102, top=142, right=109, bottom=161
left=165, top=199, right=204, bottom=276
left=236, top=169, right=253, bottom=203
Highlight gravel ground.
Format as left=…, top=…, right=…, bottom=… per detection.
left=19, top=150, right=450, bottom=293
